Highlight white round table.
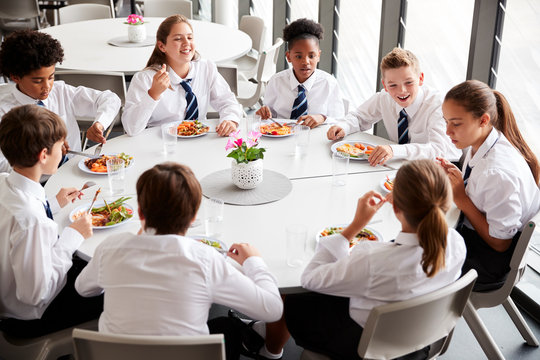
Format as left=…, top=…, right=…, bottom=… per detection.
left=40, top=18, right=252, bottom=74
left=44, top=125, right=459, bottom=291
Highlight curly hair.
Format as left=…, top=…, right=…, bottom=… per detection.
left=283, top=18, right=323, bottom=50
left=0, top=30, right=64, bottom=78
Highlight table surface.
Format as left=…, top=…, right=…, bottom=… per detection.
left=40, top=18, right=252, bottom=74
left=44, top=125, right=459, bottom=292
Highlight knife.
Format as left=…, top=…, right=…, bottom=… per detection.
left=67, top=149, right=102, bottom=158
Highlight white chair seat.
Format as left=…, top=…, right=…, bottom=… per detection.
left=233, top=54, right=258, bottom=81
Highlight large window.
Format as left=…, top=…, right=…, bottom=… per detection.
left=290, top=0, right=319, bottom=22
left=251, top=0, right=273, bottom=50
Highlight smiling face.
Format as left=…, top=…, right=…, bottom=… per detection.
left=382, top=66, right=424, bottom=108
left=442, top=99, right=491, bottom=151
left=158, top=22, right=195, bottom=67
left=286, top=38, right=321, bottom=84
left=11, top=65, right=55, bottom=101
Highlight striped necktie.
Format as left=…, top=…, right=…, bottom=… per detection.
left=456, top=164, right=472, bottom=229
left=180, top=79, right=199, bottom=120
left=397, top=109, right=409, bottom=144
left=290, top=85, right=308, bottom=120
left=43, top=200, right=54, bottom=220
left=37, top=100, right=45, bottom=107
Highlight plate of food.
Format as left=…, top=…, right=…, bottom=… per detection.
left=69, top=197, right=134, bottom=229
left=316, top=224, right=382, bottom=248
left=191, top=235, right=228, bottom=255
left=331, top=141, right=376, bottom=160
left=259, top=120, right=294, bottom=137
left=78, top=153, right=134, bottom=174
left=380, top=175, right=395, bottom=194
left=175, top=120, right=210, bottom=138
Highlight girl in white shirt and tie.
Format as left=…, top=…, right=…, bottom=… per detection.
left=122, top=15, right=242, bottom=137
left=438, top=80, right=540, bottom=291
left=255, top=18, right=345, bottom=128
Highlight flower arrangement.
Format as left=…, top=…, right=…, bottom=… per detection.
left=226, top=130, right=265, bottom=164
left=125, top=14, right=145, bottom=25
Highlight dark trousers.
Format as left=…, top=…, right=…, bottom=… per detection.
left=207, top=317, right=243, bottom=360
left=284, top=292, right=429, bottom=360
left=0, top=256, right=103, bottom=338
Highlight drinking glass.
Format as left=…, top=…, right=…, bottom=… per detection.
left=332, top=152, right=350, bottom=186
left=106, top=158, right=125, bottom=196
left=161, top=122, right=177, bottom=156
left=204, top=198, right=224, bottom=238
left=286, top=224, right=307, bottom=267
left=294, top=125, right=310, bottom=156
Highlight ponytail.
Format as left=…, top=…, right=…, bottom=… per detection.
left=416, top=206, right=447, bottom=277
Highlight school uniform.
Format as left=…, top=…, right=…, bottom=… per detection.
left=335, top=86, right=461, bottom=161
left=285, top=230, right=466, bottom=359
left=458, top=128, right=540, bottom=289
left=263, top=68, right=345, bottom=121
left=121, top=59, right=243, bottom=136
left=0, top=82, right=121, bottom=173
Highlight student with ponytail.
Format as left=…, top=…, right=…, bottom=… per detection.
left=277, top=160, right=466, bottom=360
left=438, top=79, right=540, bottom=291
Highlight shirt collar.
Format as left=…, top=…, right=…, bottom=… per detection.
left=394, top=232, right=420, bottom=246
left=287, top=68, right=318, bottom=92
left=168, top=64, right=193, bottom=86
left=468, top=127, right=499, bottom=168
left=6, top=170, right=47, bottom=203
left=13, top=85, right=46, bottom=107
left=400, top=86, right=424, bottom=118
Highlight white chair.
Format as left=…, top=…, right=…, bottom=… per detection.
left=143, top=0, right=193, bottom=19
left=217, top=64, right=238, bottom=96
left=66, top=0, right=116, bottom=18
left=58, top=4, right=112, bottom=25
left=0, top=0, right=41, bottom=39
left=228, top=15, right=266, bottom=81
left=237, top=37, right=284, bottom=109
left=301, top=270, right=478, bottom=360
left=72, top=329, right=226, bottom=360
left=0, top=320, right=97, bottom=360
left=463, top=221, right=539, bottom=360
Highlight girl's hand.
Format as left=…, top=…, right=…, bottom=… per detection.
left=297, top=114, right=325, bottom=128
left=368, top=145, right=393, bottom=166
left=327, top=125, right=345, bottom=140
left=70, top=213, right=93, bottom=239
left=256, top=106, right=272, bottom=120
left=56, top=187, right=81, bottom=208
left=148, top=64, right=170, bottom=100
left=227, top=243, right=261, bottom=265
left=436, top=157, right=467, bottom=207
left=216, top=120, right=237, bottom=136
left=342, top=191, right=386, bottom=240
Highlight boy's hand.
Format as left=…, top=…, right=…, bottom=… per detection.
left=368, top=145, right=393, bottom=166
left=148, top=64, right=170, bottom=100
left=86, top=122, right=106, bottom=144
left=327, top=125, right=345, bottom=140
left=297, top=114, right=325, bottom=128
left=227, top=243, right=261, bottom=265
left=255, top=106, right=271, bottom=120
left=70, top=213, right=93, bottom=239
left=62, top=140, right=70, bottom=155
left=341, top=191, right=386, bottom=241
left=216, top=120, right=237, bottom=136
left=56, top=187, right=82, bottom=208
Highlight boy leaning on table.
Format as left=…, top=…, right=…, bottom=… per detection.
left=327, top=47, right=461, bottom=166
left=0, top=105, right=103, bottom=338
left=0, top=29, right=121, bottom=173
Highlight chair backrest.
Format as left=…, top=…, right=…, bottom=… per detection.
left=66, top=0, right=116, bottom=17
left=357, top=270, right=477, bottom=360
left=255, top=37, right=284, bottom=84
left=143, top=0, right=193, bottom=19
left=239, top=15, right=266, bottom=53
left=0, top=0, right=40, bottom=20
left=217, top=65, right=238, bottom=96
left=72, top=329, right=226, bottom=360
left=59, top=4, right=113, bottom=25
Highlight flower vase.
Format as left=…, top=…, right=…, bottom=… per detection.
left=231, top=159, right=263, bottom=189
left=127, top=24, right=146, bottom=43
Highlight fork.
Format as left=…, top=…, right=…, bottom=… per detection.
left=93, top=122, right=115, bottom=156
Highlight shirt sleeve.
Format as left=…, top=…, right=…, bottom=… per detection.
left=75, top=247, right=104, bottom=297
left=263, top=75, right=279, bottom=118
left=207, top=62, right=243, bottom=126
left=121, top=71, right=161, bottom=136
left=323, top=77, right=346, bottom=124
left=209, top=255, right=283, bottom=322
left=10, top=223, right=83, bottom=306
left=335, top=92, right=384, bottom=136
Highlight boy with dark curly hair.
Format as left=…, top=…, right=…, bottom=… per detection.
left=0, top=30, right=121, bottom=172
left=256, top=18, right=345, bottom=129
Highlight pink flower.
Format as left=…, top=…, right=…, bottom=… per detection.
left=246, top=138, right=257, bottom=148
left=229, top=129, right=241, bottom=140
left=225, top=138, right=236, bottom=151
left=234, top=138, right=243, bottom=147
left=248, top=131, right=261, bottom=142
left=126, top=14, right=144, bottom=24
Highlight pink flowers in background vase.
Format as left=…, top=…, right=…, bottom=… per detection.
left=125, top=14, right=146, bottom=43
left=226, top=130, right=266, bottom=189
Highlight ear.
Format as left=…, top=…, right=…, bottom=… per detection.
left=382, top=78, right=388, bottom=92
left=418, top=72, right=424, bottom=86
left=157, top=40, right=166, bottom=53
left=38, top=147, right=48, bottom=164
left=11, top=75, right=21, bottom=84
left=137, top=206, right=145, bottom=220
left=479, top=113, right=490, bottom=127
left=285, top=50, right=291, bottom=63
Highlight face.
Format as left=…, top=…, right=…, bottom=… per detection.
left=158, top=22, right=195, bottom=66
left=42, top=140, right=64, bottom=175
left=382, top=66, right=424, bottom=108
left=286, top=38, right=321, bottom=83
left=11, top=65, right=55, bottom=101
left=442, top=99, right=491, bottom=150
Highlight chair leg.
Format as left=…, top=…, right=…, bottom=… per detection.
left=463, top=301, right=506, bottom=360
left=502, top=297, right=539, bottom=346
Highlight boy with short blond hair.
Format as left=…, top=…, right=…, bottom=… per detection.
left=328, top=47, right=461, bottom=166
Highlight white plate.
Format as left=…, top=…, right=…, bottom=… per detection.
left=316, top=224, right=383, bottom=246
left=77, top=155, right=134, bottom=175
left=330, top=141, right=376, bottom=161
left=379, top=176, right=395, bottom=194
left=191, top=235, right=228, bottom=255
left=259, top=119, right=294, bottom=138
left=174, top=121, right=210, bottom=138
left=69, top=201, right=134, bottom=229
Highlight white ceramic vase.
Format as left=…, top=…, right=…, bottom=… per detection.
left=127, top=24, right=146, bottom=43
left=231, top=159, right=263, bottom=189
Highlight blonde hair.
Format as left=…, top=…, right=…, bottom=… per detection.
left=380, top=47, right=421, bottom=77
left=393, top=160, right=451, bottom=277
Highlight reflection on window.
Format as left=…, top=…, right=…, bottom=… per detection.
left=251, top=0, right=273, bottom=50
left=405, top=0, right=473, bottom=97
left=290, top=0, right=319, bottom=22
left=337, top=0, right=382, bottom=107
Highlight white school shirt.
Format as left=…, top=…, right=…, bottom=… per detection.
left=75, top=231, right=283, bottom=335
left=301, top=230, right=466, bottom=327
left=0, top=171, right=83, bottom=320
left=263, top=68, right=345, bottom=122
left=121, top=59, right=243, bottom=136
left=0, top=82, right=121, bottom=173
left=334, top=86, right=461, bottom=161
left=462, top=127, right=540, bottom=239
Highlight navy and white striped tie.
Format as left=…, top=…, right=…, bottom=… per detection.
left=290, top=85, right=308, bottom=120
left=397, top=109, right=409, bottom=144
left=456, top=164, right=473, bottom=229
left=37, top=100, right=45, bottom=107
left=180, top=79, right=199, bottom=120
left=43, top=200, right=54, bottom=220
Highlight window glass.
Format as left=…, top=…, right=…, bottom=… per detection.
left=290, top=0, right=319, bottom=22
left=251, top=0, right=273, bottom=50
